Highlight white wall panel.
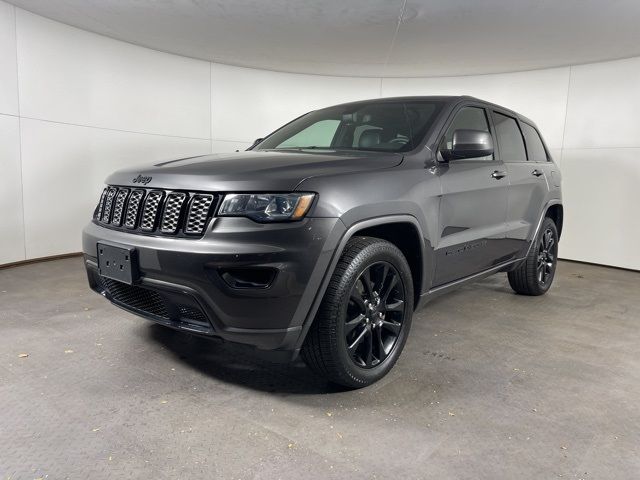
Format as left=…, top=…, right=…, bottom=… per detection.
left=0, top=2, right=18, bottom=116
left=211, top=139, right=252, bottom=153
left=381, top=68, right=570, bottom=149
left=559, top=148, right=640, bottom=270
left=16, top=9, right=211, bottom=139
left=211, top=63, right=381, bottom=142
left=20, top=119, right=211, bottom=259
left=548, top=148, right=563, bottom=167
left=0, top=114, right=25, bottom=264
left=563, top=57, right=640, bottom=149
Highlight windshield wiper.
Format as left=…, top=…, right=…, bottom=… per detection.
left=292, top=146, right=326, bottom=150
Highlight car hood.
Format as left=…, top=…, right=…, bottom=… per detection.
left=105, top=150, right=403, bottom=191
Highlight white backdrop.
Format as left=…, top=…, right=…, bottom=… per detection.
left=1, top=1, right=638, bottom=270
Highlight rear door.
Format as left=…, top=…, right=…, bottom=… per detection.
left=433, top=104, right=509, bottom=286
left=492, top=111, right=549, bottom=260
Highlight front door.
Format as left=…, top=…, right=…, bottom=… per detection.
left=433, top=106, right=509, bottom=286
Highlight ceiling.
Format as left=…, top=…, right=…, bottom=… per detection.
left=9, top=0, right=640, bottom=77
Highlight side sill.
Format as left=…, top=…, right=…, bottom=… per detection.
left=417, top=258, right=522, bottom=309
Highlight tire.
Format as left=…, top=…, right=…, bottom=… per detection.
left=301, top=236, right=414, bottom=388
left=508, top=217, right=559, bottom=296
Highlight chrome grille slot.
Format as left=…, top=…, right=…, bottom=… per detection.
left=124, top=189, right=145, bottom=229
left=101, top=187, right=118, bottom=223
left=140, top=191, right=164, bottom=231
left=185, top=194, right=214, bottom=235
left=95, top=187, right=108, bottom=220
left=94, top=186, right=216, bottom=238
left=111, top=188, right=129, bottom=226
left=160, top=192, right=187, bottom=233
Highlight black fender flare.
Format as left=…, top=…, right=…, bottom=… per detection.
left=293, top=214, right=429, bottom=351
left=524, top=199, right=563, bottom=258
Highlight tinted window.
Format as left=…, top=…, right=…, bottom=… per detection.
left=493, top=112, right=527, bottom=162
left=276, top=119, right=340, bottom=149
left=521, top=122, right=548, bottom=162
left=257, top=101, right=443, bottom=153
left=442, top=107, right=493, bottom=160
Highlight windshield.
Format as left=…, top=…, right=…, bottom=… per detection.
left=255, top=101, right=444, bottom=153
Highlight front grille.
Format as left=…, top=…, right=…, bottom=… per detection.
left=140, top=191, right=164, bottom=231
left=101, top=277, right=170, bottom=320
left=101, top=187, right=118, bottom=223
left=185, top=194, right=215, bottom=234
left=94, top=185, right=217, bottom=237
left=160, top=192, right=187, bottom=233
left=96, top=188, right=108, bottom=219
left=124, top=189, right=145, bottom=229
left=111, top=188, right=129, bottom=226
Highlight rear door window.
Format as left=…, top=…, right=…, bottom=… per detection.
left=521, top=123, right=548, bottom=162
left=493, top=112, right=527, bottom=162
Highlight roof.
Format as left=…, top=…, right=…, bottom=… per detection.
left=327, top=95, right=536, bottom=126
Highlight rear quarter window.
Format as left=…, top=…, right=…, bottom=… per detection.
left=521, top=123, right=549, bottom=162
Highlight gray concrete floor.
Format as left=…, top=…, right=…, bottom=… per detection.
left=0, top=258, right=639, bottom=479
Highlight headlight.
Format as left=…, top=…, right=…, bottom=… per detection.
left=218, top=193, right=315, bottom=222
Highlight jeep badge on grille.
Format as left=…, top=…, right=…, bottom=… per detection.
left=132, top=174, right=152, bottom=185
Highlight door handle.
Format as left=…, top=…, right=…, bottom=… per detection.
left=491, top=170, right=507, bottom=180
left=532, top=169, right=544, bottom=177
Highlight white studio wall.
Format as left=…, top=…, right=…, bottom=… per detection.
left=0, top=1, right=23, bottom=266
left=210, top=63, right=381, bottom=147
left=0, top=114, right=23, bottom=265
left=1, top=5, right=213, bottom=264
left=0, top=0, right=638, bottom=270
left=560, top=57, right=640, bottom=270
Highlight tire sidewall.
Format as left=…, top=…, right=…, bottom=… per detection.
left=332, top=241, right=414, bottom=386
left=532, top=218, right=559, bottom=293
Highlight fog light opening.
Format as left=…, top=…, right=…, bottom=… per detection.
left=219, top=267, right=277, bottom=289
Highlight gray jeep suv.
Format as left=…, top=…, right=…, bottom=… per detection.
left=83, top=96, right=562, bottom=388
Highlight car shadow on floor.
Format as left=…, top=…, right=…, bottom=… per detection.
left=144, top=323, right=349, bottom=395
left=142, top=278, right=514, bottom=396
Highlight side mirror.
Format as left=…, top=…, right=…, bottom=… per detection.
left=248, top=138, right=264, bottom=150
left=440, top=129, right=493, bottom=162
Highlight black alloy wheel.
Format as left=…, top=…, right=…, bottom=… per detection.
left=508, top=216, right=559, bottom=296
left=345, top=262, right=405, bottom=368
left=537, top=227, right=557, bottom=286
left=301, top=236, right=414, bottom=388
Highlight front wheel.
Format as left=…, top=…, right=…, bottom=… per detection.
left=508, top=217, right=559, bottom=296
left=301, top=237, right=414, bottom=388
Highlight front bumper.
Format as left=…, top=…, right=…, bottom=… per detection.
left=83, top=216, right=344, bottom=351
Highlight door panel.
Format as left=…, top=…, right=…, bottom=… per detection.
left=434, top=160, right=509, bottom=286
left=501, top=120, right=551, bottom=259
left=503, top=162, right=548, bottom=259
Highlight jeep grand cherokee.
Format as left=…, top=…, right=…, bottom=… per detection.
left=83, top=96, right=563, bottom=388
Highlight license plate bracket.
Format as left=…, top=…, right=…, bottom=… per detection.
left=97, top=243, right=138, bottom=284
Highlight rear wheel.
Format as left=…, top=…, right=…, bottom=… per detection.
left=301, top=236, right=414, bottom=388
left=508, top=217, right=558, bottom=296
